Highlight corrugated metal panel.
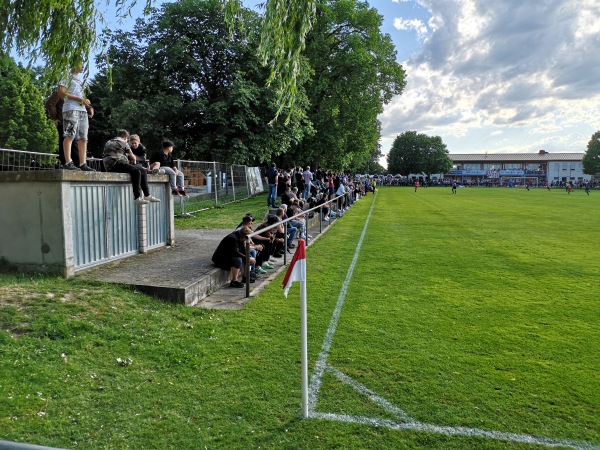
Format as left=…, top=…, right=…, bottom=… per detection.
left=147, top=185, right=167, bottom=249
left=107, top=186, right=138, bottom=258
left=71, top=185, right=107, bottom=268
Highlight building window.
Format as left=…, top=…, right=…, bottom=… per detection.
left=463, top=163, right=482, bottom=170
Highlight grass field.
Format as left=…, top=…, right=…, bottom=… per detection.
left=1, top=186, right=599, bottom=449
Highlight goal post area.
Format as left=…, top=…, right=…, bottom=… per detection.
left=499, top=176, right=540, bottom=187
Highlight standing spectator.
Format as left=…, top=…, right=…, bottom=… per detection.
left=57, top=60, right=95, bottom=171
left=265, top=162, right=279, bottom=207
left=302, top=166, right=313, bottom=199
left=102, top=130, right=161, bottom=205
left=150, top=140, right=187, bottom=197
left=295, top=166, right=305, bottom=197
left=45, top=86, right=93, bottom=167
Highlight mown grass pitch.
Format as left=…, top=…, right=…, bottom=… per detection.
left=299, top=186, right=600, bottom=449
left=0, top=186, right=599, bottom=449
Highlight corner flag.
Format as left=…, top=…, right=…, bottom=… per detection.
left=283, top=239, right=306, bottom=298
left=282, top=238, right=309, bottom=417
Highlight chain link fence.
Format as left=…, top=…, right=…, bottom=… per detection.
left=0, top=149, right=264, bottom=216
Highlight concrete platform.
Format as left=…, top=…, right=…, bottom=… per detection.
left=82, top=214, right=336, bottom=310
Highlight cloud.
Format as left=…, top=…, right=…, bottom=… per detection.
left=393, top=18, right=428, bottom=40
left=380, top=0, right=600, bottom=155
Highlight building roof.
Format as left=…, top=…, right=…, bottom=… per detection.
left=449, top=152, right=583, bottom=162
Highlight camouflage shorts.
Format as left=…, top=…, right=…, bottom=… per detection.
left=62, top=110, right=88, bottom=141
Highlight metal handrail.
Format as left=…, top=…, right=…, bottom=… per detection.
left=243, top=192, right=351, bottom=297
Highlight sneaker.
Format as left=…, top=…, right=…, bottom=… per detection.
left=79, top=163, right=96, bottom=172
left=61, top=161, right=80, bottom=171
left=172, top=189, right=182, bottom=196
left=323, top=217, right=330, bottom=222
left=256, top=267, right=267, bottom=274
left=145, top=195, right=161, bottom=203
left=241, top=277, right=256, bottom=284
left=229, top=280, right=244, bottom=288
left=307, top=234, right=313, bottom=238
left=179, top=190, right=187, bottom=197
left=288, top=243, right=296, bottom=249
left=262, top=263, right=274, bottom=270
left=134, top=197, right=150, bottom=205
left=151, top=168, right=160, bottom=174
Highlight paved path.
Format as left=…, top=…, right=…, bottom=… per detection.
left=83, top=217, right=334, bottom=310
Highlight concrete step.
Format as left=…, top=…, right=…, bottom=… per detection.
left=82, top=212, right=340, bottom=309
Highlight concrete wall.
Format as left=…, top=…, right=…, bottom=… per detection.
left=0, top=171, right=173, bottom=277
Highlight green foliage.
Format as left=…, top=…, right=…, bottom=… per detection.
left=258, top=0, right=317, bottom=122
left=0, top=0, right=103, bottom=87
left=297, top=0, right=406, bottom=171
left=88, top=0, right=312, bottom=163
left=582, top=131, right=600, bottom=177
left=387, top=130, right=452, bottom=176
left=0, top=55, right=58, bottom=153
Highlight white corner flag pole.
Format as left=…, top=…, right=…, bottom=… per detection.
left=283, top=239, right=309, bottom=418
left=300, top=276, right=309, bottom=418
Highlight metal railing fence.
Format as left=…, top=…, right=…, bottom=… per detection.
left=0, top=149, right=264, bottom=216
left=243, top=192, right=354, bottom=297
left=0, top=148, right=59, bottom=171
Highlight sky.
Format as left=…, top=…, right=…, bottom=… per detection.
left=374, top=0, right=600, bottom=158
left=93, top=0, right=600, bottom=161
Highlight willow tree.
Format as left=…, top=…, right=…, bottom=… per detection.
left=1, top=0, right=316, bottom=120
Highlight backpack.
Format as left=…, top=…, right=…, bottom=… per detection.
left=45, top=89, right=63, bottom=121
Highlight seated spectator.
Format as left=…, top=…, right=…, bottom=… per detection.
left=149, top=140, right=187, bottom=197
left=275, top=207, right=297, bottom=249
left=280, top=203, right=304, bottom=238
left=281, top=186, right=293, bottom=208
left=102, top=129, right=161, bottom=205
left=314, top=193, right=332, bottom=222
left=129, top=134, right=156, bottom=173
left=236, top=213, right=267, bottom=278
left=289, top=201, right=311, bottom=239
left=211, top=228, right=255, bottom=288
left=254, top=215, right=282, bottom=268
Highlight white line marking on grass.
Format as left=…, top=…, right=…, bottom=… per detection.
left=307, top=192, right=378, bottom=410
left=307, top=192, right=599, bottom=449
left=309, top=411, right=599, bottom=450
left=325, top=364, right=414, bottom=423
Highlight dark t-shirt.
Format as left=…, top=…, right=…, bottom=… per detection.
left=150, top=151, right=175, bottom=169
left=266, top=167, right=278, bottom=184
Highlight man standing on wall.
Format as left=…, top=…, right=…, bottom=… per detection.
left=265, top=162, right=279, bottom=208
left=57, top=61, right=95, bottom=171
